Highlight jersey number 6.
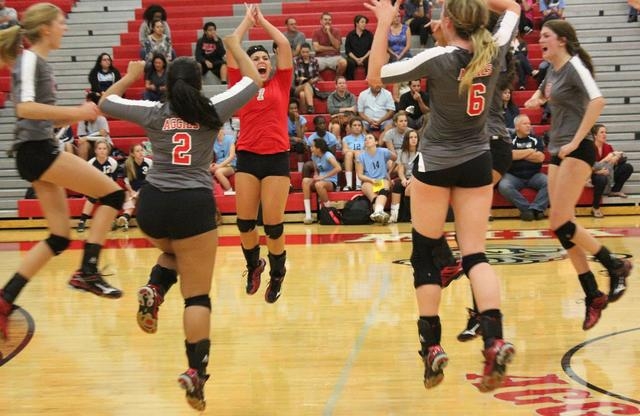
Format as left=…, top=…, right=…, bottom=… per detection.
left=466, top=83, right=486, bottom=117
left=172, top=132, right=192, bottom=165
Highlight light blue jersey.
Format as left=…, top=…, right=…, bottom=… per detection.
left=312, top=151, right=338, bottom=185
left=213, top=134, right=236, bottom=168
left=358, top=148, right=392, bottom=179
left=343, top=133, right=365, bottom=151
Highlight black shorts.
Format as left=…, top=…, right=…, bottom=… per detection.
left=549, top=139, right=596, bottom=166
left=490, top=137, right=512, bottom=176
left=412, top=152, right=493, bottom=188
left=14, top=139, right=61, bottom=182
left=136, top=184, right=217, bottom=240
left=236, top=151, right=291, bottom=180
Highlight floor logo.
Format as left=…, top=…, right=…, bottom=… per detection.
left=0, top=305, right=36, bottom=367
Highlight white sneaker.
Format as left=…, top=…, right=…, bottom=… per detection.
left=303, top=217, right=314, bottom=225
left=223, top=189, right=236, bottom=196
left=389, top=212, right=398, bottom=223
left=370, top=211, right=390, bottom=225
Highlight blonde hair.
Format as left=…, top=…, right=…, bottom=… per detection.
left=0, top=3, right=62, bottom=64
left=444, top=0, right=497, bottom=95
left=125, top=144, right=144, bottom=182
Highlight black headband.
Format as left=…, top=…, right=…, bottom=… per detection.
left=246, top=45, right=268, bottom=56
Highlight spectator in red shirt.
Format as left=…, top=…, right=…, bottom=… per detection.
left=312, top=12, right=347, bottom=79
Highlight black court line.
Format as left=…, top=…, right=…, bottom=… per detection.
left=0, top=306, right=36, bottom=367
left=561, top=327, right=640, bottom=405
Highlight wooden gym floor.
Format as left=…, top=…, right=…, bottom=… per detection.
left=0, top=216, right=639, bottom=415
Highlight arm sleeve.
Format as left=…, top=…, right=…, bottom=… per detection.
left=210, top=77, right=260, bottom=123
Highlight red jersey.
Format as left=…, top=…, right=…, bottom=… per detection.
left=228, top=66, right=293, bottom=154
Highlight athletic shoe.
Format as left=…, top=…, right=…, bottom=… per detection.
left=69, top=270, right=123, bottom=298
left=582, top=292, right=608, bottom=330
left=243, top=258, right=266, bottom=295
left=303, top=217, right=314, bottom=225
left=441, top=260, right=463, bottom=288
left=607, top=259, right=632, bottom=303
left=370, top=211, right=390, bottom=225
left=457, top=308, right=481, bottom=342
left=223, top=189, right=236, bottom=196
left=116, top=215, right=129, bottom=231
left=76, top=220, right=86, bottom=233
left=479, top=339, right=515, bottom=392
left=137, top=284, right=164, bottom=334
left=419, top=344, right=448, bottom=389
left=265, top=269, right=286, bottom=303
left=342, top=186, right=352, bottom=192
left=178, top=368, right=209, bottom=411
left=0, top=291, right=13, bottom=339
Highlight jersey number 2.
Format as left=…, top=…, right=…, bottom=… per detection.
left=467, top=83, right=486, bottom=117
left=172, top=133, right=192, bottom=165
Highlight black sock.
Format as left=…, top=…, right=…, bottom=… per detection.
left=80, top=213, right=90, bottom=223
left=148, top=264, right=177, bottom=297
left=578, top=271, right=600, bottom=298
left=2, top=273, right=29, bottom=303
left=479, top=309, right=503, bottom=349
left=185, top=339, right=211, bottom=377
left=594, top=246, right=621, bottom=270
left=471, top=294, right=478, bottom=313
left=242, top=245, right=260, bottom=269
left=81, top=243, right=102, bottom=274
left=268, top=251, right=287, bottom=278
left=418, top=316, right=441, bottom=350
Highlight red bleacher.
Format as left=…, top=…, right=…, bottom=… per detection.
left=12, top=0, right=75, bottom=13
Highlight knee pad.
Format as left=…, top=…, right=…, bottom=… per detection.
left=184, top=294, right=211, bottom=310
left=377, top=188, right=390, bottom=198
left=264, top=222, right=284, bottom=240
left=410, top=229, right=442, bottom=288
left=432, top=236, right=455, bottom=269
left=98, top=189, right=125, bottom=210
left=554, top=220, right=576, bottom=249
left=45, top=234, right=70, bottom=256
left=461, top=252, right=488, bottom=276
left=237, top=218, right=257, bottom=233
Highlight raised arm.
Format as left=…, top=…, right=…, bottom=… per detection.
left=99, top=60, right=147, bottom=104
left=255, top=5, right=292, bottom=69
left=226, top=4, right=257, bottom=69
left=223, top=33, right=263, bottom=87
left=364, top=0, right=400, bottom=88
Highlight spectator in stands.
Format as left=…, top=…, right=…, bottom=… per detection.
left=0, top=0, right=17, bottom=29
left=327, top=76, right=357, bottom=139
left=210, top=130, right=237, bottom=196
left=142, top=19, right=173, bottom=63
left=501, top=87, right=519, bottom=133
left=397, top=79, right=429, bottom=129
left=307, top=115, right=340, bottom=154
left=342, top=117, right=366, bottom=191
left=287, top=100, right=308, bottom=172
left=497, top=114, right=549, bottom=221
left=293, top=43, right=321, bottom=114
left=144, top=53, right=168, bottom=101
left=302, top=138, right=342, bottom=224
left=0, top=3, right=124, bottom=341
left=525, top=19, right=632, bottom=331
left=629, top=4, right=639, bottom=22
left=590, top=123, right=634, bottom=217
left=381, top=110, right=412, bottom=156
left=283, top=17, right=306, bottom=57
left=116, top=143, right=152, bottom=230
left=76, top=92, right=111, bottom=161
left=357, top=133, right=396, bottom=224
left=390, top=129, right=419, bottom=223
left=139, top=4, right=171, bottom=48
left=357, top=84, right=396, bottom=133
left=512, top=31, right=535, bottom=90
left=403, top=0, right=431, bottom=48
left=539, top=0, right=565, bottom=23
left=54, top=125, right=74, bottom=154
left=516, top=0, right=535, bottom=34
left=195, top=22, right=227, bottom=85
left=388, top=11, right=412, bottom=62
left=76, top=140, right=119, bottom=232
left=88, top=53, right=122, bottom=97
left=345, top=15, right=373, bottom=80
left=312, top=12, right=347, bottom=78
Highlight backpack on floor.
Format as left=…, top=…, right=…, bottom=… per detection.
left=318, top=206, right=342, bottom=225
left=341, top=195, right=371, bottom=225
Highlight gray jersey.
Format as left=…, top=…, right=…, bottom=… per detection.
left=380, top=11, right=519, bottom=172
left=100, top=77, right=258, bottom=191
left=539, top=56, right=601, bottom=155
left=12, top=50, right=57, bottom=145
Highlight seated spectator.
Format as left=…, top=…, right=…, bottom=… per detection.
left=311, top=12, right=347, bottom=78
left=590, top=123, right=634, bottom=217
left=302, top=138, right=342, bottom=224
left=345, top=15, right=373, bottom=80
left=143, top=53, right=168, bottom=102
left=142, top=19, right=173, bottom=63
left=402, top=0, right=431, bottom=48
left=293, top=43, right=321, bottom=114
left=380, top=111, right=412, bottom=173
left=327, top=76, right=357, bottom=139
left=287, top=100, right=308, bottom=172
left=497, top=115, right=549, bottom=221
left=501, top=87, right=519, bottom=133
left=76, top=92, right=111, bottom=160
left=357, top=84, right=395, bottom=133
left=390, top=129, right=419, bottom=223
left=356, top=134, right=397, bottom=224
left=342, top=117, right=366, bottom=191
left=388, top=12, right=412, bottom=62
left=117, top=143, right=153, bottom=230
left=307, top=115, right=340, bottom=154
left=76, top=139, right=119, bottom=233
left=397, top=79, right=429, bottom=130
left=138, top=4, right=171, bottom=48
left=210, top=130, right=237, bottom=196
left=539, top=0, right=565, bottom=23
left=88, top=53, right=121, bottom=97
left=195, top=22, right=227, bottom=84
left=54, top=125, right=74, bottom=154
left=629, top=4, right=639, bottom=22
left=512, top=31, right=535, bottom=90
left=0, top=0, right=17, bottom=30
left=283, top=17, right=306, bottom=57
left=517, top=0, right=535, bottom=34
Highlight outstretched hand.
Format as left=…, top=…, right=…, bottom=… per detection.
left=243, top=3, right=257, bottom=26
left=78, top=101, right=100, bottom=122
left=363, top=0, right=400, bottom=27
left=126, top=60, right=146, bottom=81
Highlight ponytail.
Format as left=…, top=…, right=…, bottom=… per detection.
left=168, top=79, right=222, bottom=130
left=0, top=25, right=23, bottom=65
left=461, top=29, right=497, bottom=94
